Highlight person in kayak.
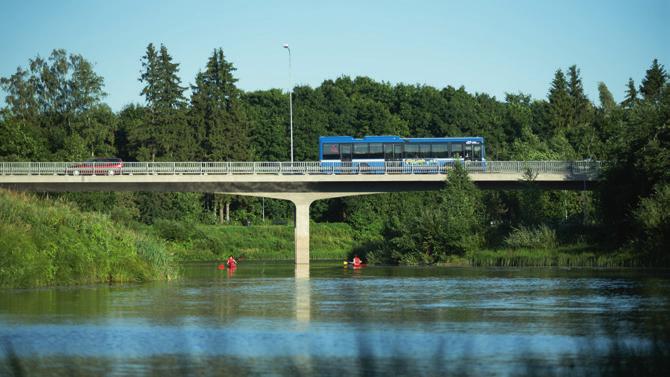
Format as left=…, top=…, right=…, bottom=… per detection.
left=226, top=256, right=237, bottom=268
left=352, top=255, right=362, bottom=267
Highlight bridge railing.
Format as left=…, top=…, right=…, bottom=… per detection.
left=0, top=161, right=603, bottom=177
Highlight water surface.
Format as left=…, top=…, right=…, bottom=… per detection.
left=1, top=262, right=669, bottom=376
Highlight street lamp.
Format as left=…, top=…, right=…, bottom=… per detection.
left=283, top=43, right=293, bottom=163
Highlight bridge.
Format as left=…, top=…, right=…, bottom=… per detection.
left=0, top=160, right=602, bottom=265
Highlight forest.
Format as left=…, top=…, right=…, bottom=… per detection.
left=1, top=44, right=668, bottom=265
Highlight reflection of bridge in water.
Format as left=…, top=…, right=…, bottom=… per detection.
left=0, top=161, right=602, bottom=266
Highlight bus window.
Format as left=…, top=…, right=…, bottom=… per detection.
left=353, top=143, right=369, bottom=159
left=419, top=144, right=431, bottom=158
left=323, top=143, right=339, bottom=160
left=451, top=143, right=463, bottom=158
left=405, top=144, right=419, bottom=159
left=393, top=144, right=403, bottom=160
left=464, top=144, right=473, bottom=160
left=340, top=144, right=352, bottom=161
left=383, top=144, right=395, bottom=160
left=432, top=143, right=448, bottom=158
left=473, top=145, right=482, bottom=160
left=369, top=143, right=383, bottom=159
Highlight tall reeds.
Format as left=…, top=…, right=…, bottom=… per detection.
left=467, top=248, right=641, bottom=267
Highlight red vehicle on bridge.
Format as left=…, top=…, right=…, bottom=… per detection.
left=66, top=158, right=123, bottom=176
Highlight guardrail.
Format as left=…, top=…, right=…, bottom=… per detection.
left=0, top=161, right=603, bottom=177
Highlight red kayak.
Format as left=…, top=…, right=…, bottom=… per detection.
left=344, top=261, right=367, bottom=268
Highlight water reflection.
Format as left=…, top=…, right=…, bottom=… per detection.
left=295, top=264, right=311, bottom=323
left=1, top=263, right=669, bottom=376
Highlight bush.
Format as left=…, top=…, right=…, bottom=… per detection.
left=153, top=219, right=205, bottom=242
left=504, top=225, right=557, bottom=249
left=0, top=189, right=178, bottom=288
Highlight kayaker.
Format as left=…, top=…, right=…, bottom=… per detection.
left=226, top=256, right=237, bottom=268
left=352, top=255, right=362, bottom=267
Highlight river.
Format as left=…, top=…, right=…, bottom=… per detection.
left=1, top=261, right=669, bottom=376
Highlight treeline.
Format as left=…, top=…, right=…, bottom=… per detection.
left=1, top=45, right=668, bottom=262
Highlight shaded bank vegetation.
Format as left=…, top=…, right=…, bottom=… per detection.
left=1, top=46, right=669, bottom=269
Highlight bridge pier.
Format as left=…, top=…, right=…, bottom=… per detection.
left=293, top=198, right=313, bottom=266
left=235, top=192, right=378, bottom=265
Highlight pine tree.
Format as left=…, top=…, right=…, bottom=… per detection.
left=640, top=59, right=668, bottom=103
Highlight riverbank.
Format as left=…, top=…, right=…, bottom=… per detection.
left=0, top=190, right=177, bottom=288
left=1, top=189, right=658, bottom=289
left=158, top=222, right=355, bottom=261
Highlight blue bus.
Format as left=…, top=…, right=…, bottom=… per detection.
left=318, top=135, right=485, bottom=173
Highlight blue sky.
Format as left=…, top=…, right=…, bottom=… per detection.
left=1, top=0, right=668, bottom=111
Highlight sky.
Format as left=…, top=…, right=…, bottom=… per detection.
left=0, top=0, right=668, bottom=112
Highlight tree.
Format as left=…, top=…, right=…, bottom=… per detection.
left=634, top=183, right=670, bottom=256
left=133, top=43, right=195, bottom=161
left=244, top=89, right=289, bottom=161
left=380, top=164, right=483, bottom=264
left=598, top=82, right=617, bottom=115
left=190, top=48, right=251, bottom=161
left=640, top=59, right=668, bottom=103
left=622, top=78, right=639, bottom=109
left=547, top=69, right=572, bottom=132
left=0, top=49, right=109, bottom=160
left=567, top=65, right=591, bottom=124
left=439, top=163, right=484, bottom=255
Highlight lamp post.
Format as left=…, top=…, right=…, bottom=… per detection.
left=283, top=43, right=293, bottom=163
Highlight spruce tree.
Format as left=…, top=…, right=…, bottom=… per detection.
left=567, top=65, right=591, bottom=127
left=136, top=43, right=195, bottom=161
left=622, top=78, right=638, bottom=109
left=190, top=48, right=251, bottom=223
left=190, top=48, right=250, bottom=161
left=640, top=59, right=668, bottom=103
left=547, top=69, right=572, bottom=132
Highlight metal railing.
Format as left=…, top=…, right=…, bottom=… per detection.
left=0, top=160, right=603, bottom=178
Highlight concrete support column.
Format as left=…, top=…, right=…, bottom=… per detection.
left=293, top=198, right=313, bottom=265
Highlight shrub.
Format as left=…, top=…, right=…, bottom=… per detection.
left=153, top=219, right=205, bottom=242
left=504, top=224, right=557, bottom=249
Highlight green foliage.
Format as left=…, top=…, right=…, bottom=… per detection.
left=0, top=189, right=177, bottom=288
left=504, top=225, right=557, bottom=250
left=135, top=192, right=203, bottom=224
left=640, top=59, right=668, bottom=103
left=376, top=163, right=483, bottom=265
left=0, top=49, right=111, bottom=160
left=2, top=48, right=669, bottom=265
left=633, top=183, right=670, bottom=255
left=467, top=248, right=640, bottom=268
left=132, top=43, right=195, bottom=161
left=190, top=48, right=251, bottom=161
left=170, top=223, right=354, bottom=261
left=153, top=219, right=205, bottom=241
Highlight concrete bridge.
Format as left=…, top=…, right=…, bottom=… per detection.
left=0, top=160, right=602, bottom=266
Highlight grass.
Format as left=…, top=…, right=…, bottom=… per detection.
left=0, top=189, right=178, bottom=288
left=466, top=246, right=642, bottom=268
left=165, top=222, right=355, bottom=261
